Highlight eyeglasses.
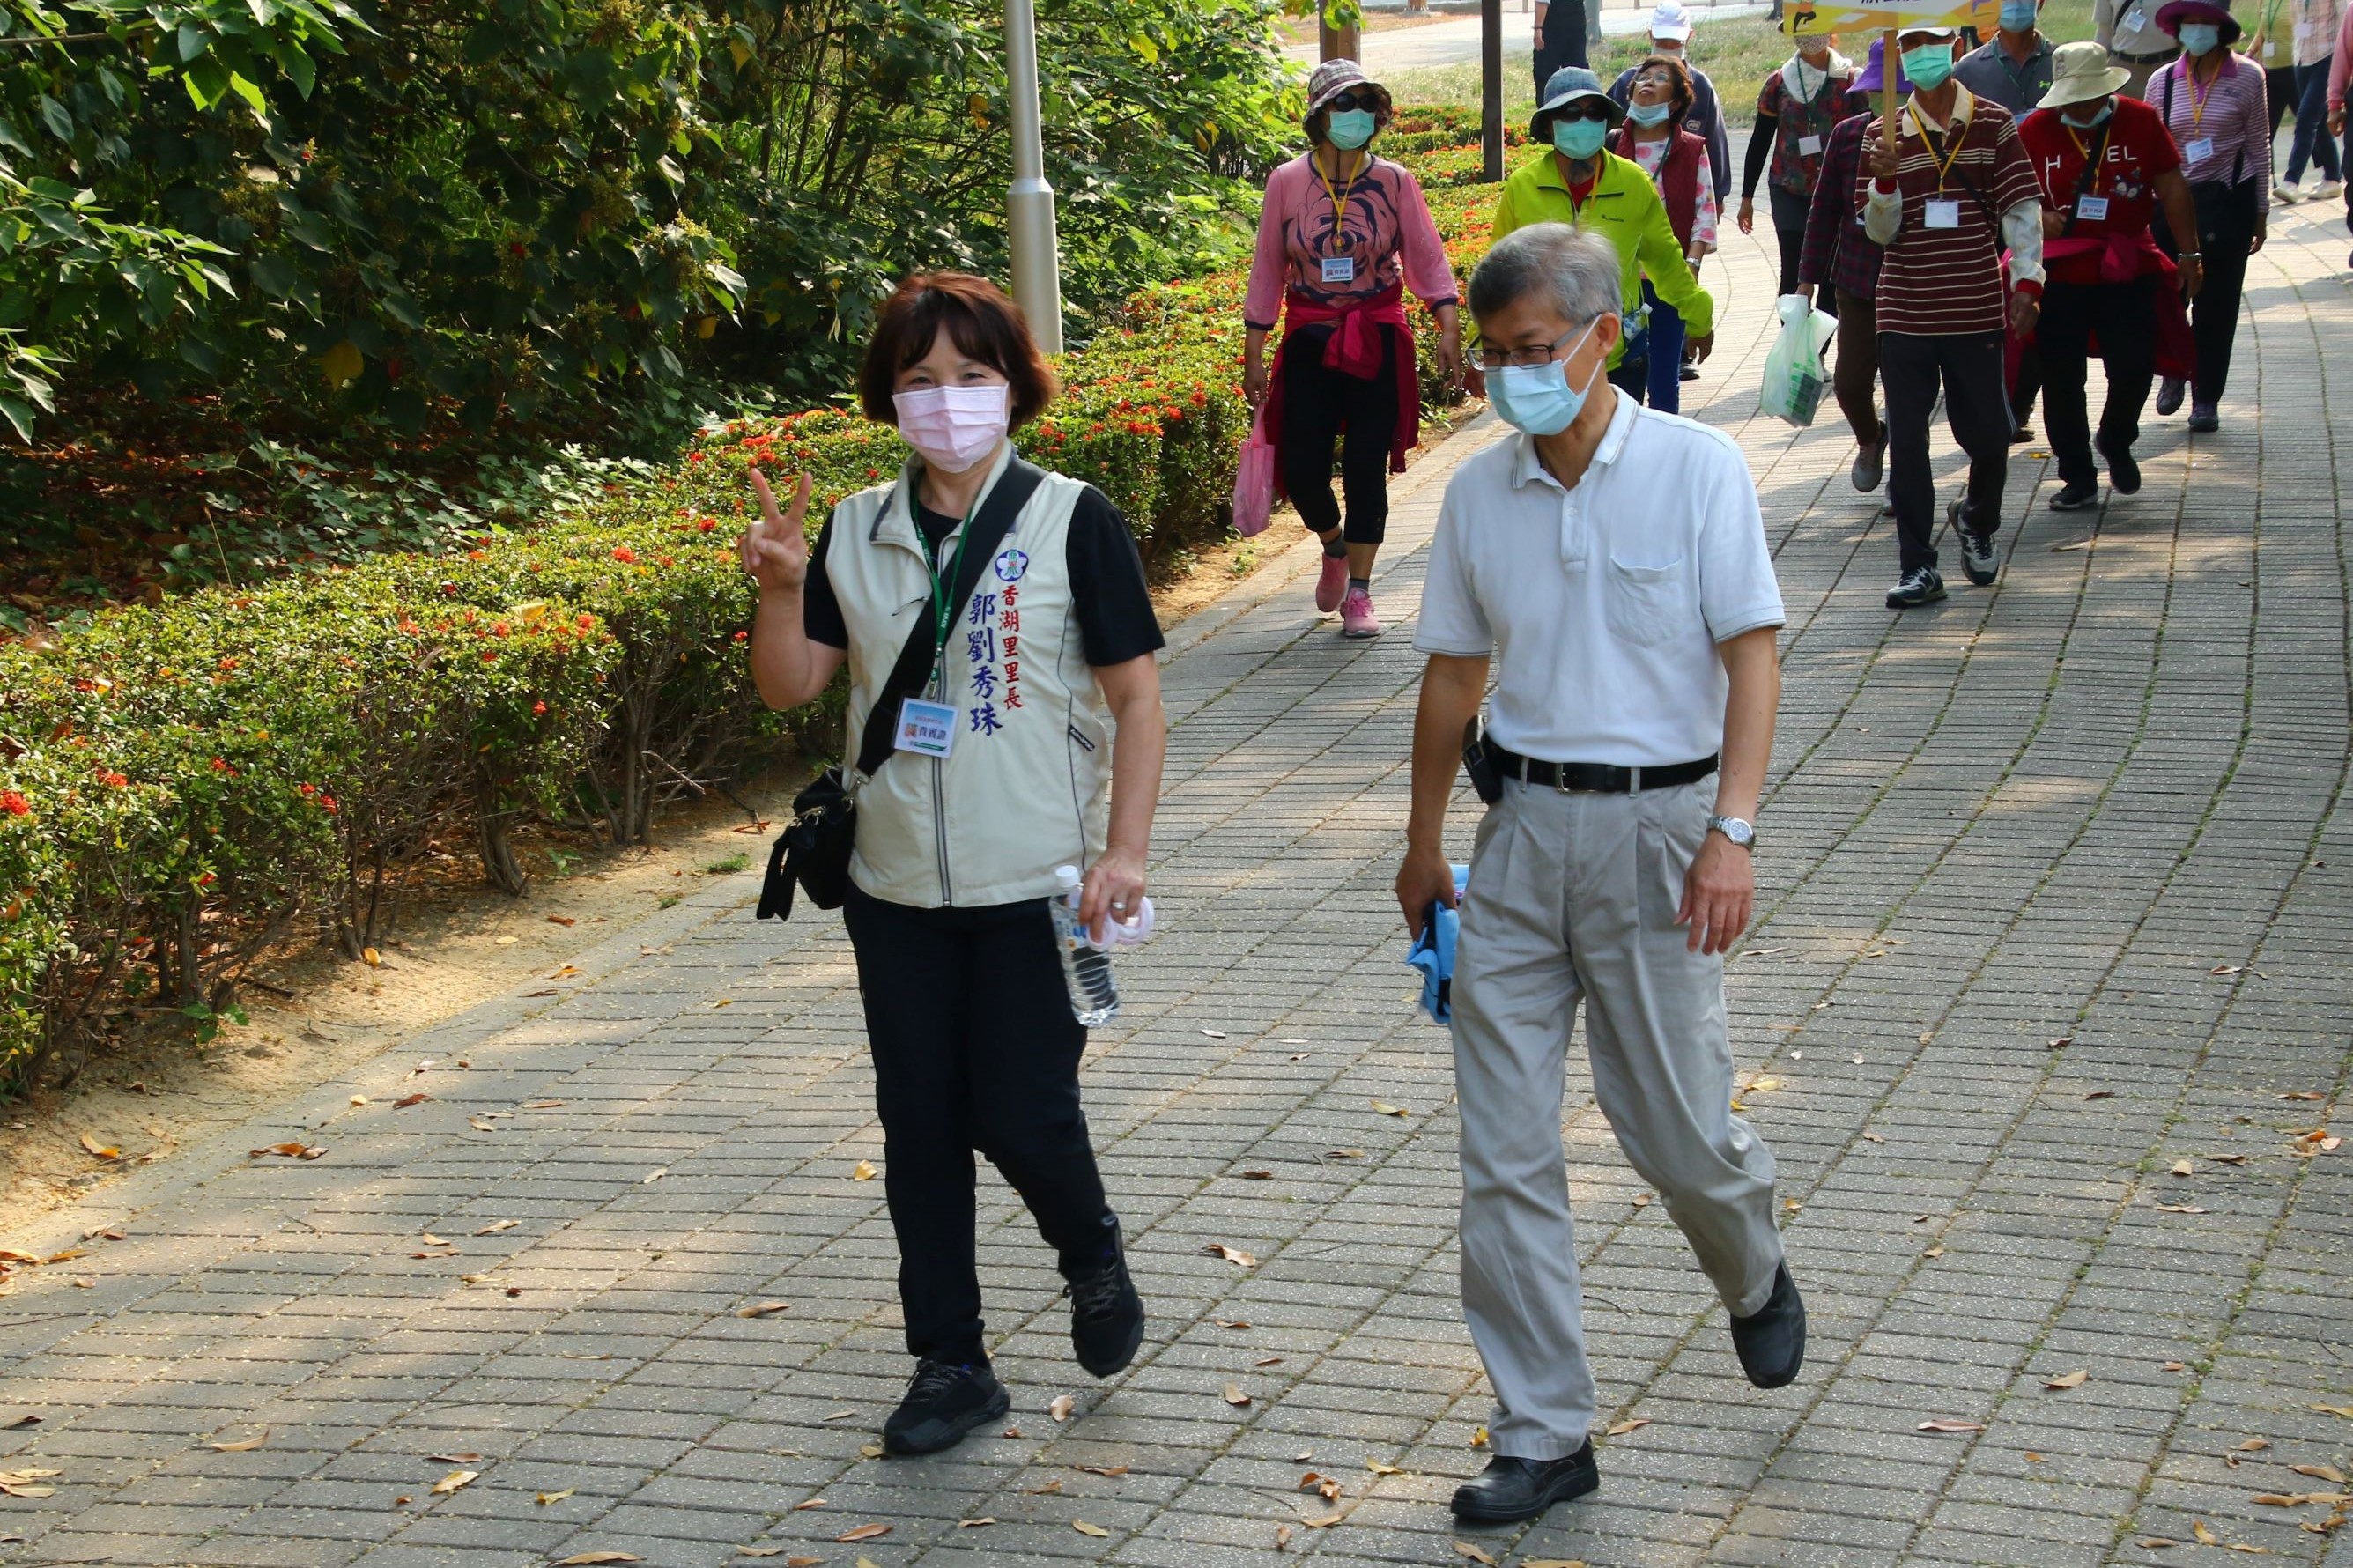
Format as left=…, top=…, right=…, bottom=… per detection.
left=1632, top=70, right=1676, bottom=91
left=1323, top=91, right=1380, bottom=114
left=1476, top=324, right=1591, bottom=371
left=1550, top=102, right=1612, bottom=122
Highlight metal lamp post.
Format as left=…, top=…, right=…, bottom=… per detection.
left=1004, top=0, right=1064, bottom=352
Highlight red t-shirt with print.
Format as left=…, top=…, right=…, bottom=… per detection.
left=2017, top=96, right=2182, bottom=285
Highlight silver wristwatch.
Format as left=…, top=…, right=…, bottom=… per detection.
left=1707, top=814, right=1756, bottom=848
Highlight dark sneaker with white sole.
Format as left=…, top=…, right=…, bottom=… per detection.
left=1729, top=1261, right=1808, bottom=1388
left=2049, top=480, right=2100, bottom=511
left=1449, top=1445, right=1600, bottom=1522
left=1886, top=566, right=1946, bottom=609
left=882, top=1357, right=1010, bottom=1456
left=1066, top=1217, right=1145, bottom=1378
left=1957, top=528, right=1998, bottom=587
left=2095, top=433, right=2141, bottom=495
left=1851, top=435, right=1886, bottom=492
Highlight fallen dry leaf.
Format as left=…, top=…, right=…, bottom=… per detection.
left=1470, top=1424, right=1488, bottom=1448
left=207, top=1430, right=269, bottom=1453
left=1454, top=1543, right=1498, bottom=1564
left=1365, top=1460, right=1402, bottom=1475
left=641, top=1167, right=667, bottom=1184
left=473, top=1219, right=519, bottom=1236
left=1924, top=1246, right=1947, bottom=1258
left=1200, top=1028, right=1227, bottom=1039
left=1073, top=1520, right=1110, bottom=1537
left=1632, top=1192, right=1654, bottom=1209
left=1223, top=1384, right=1252, bottom=1407
left=1239, top=1169, right=1275, bottom=1180
left=736, top=1301, right=790, bottom=1319
left=468, top=1116, right=498, bottom=1132
left=1606, top=1417, right=1651, bottom=1436
left=2164, top=1361, right=2187, bottom=1372
left=1918, top=1418, right=1986, bottom=1433
left=431, top=1469, right=477, bottom=1495
left=536, top=1488, right=575, bottom=1505
left=1254, top=1356, right=1284, bottom=1368
left=2238, top=1439, right=2272, bottom=1452
left=420, top=1234, right=449, bottom=1247
left=1371, top=1100, right=1410, bottom=1117
left=2045, top=1370, right=2089, bottom=1390
left=851, top=1159, right=877, bottom=1181
left=1746, top=1077, right=1782, bottom=1093
left=1204, top=1243, right=1257, bottom=1268
left=835, top=1522, right=891, bottom=1542
left=2291, top=1465, right=2349, bottom=1483
left=2154, top=1202, right=2208, bottom=1214
left=2194, top=1521, right=2220, bottom=1545
left=78, top=1132, right=120, bottom=1159
left=1025, top=1478, right=1064, bottom=1494
left=248, top=1141, right=325, bottom=1160
left=547, top=915, right=576, bottom=927
left=427, top=1453, right=482, bottom=1465
left=1049, top=1394, right=1076, bottom=1422
left=958, top=1516, right=995, bottom=1527
left=2312, top=1405, right=2353, bottom=1419
left=2253, top=1491, right=2353, bottom=1506
left=857, top=1442, right=883, bottom=1459
left=2280, top=1090, right=2327, bottom=1101
left=1076, top=1464, right=1128, bottom=1476
left=363, top=946, right=381, bottom=967
left=2172, top=1158, right=2195, bottom=1177
left=394, top=1092, right=432, bottom=1108
left=551, top=1557, right=641, bottom=1566
left=521, top=1098, right=564, bottom=1109
left=1276, top=1524, right=1293, bottom=1548
left=792, top=1498, right=825, bottom=1511
left=1214, top=1319, right=1251, bottom=1329
left=2086, top=1090, right=2115, bottom=1100
left=1302, top=1512, right=1343, bottom=1528
left=2135, top=1543, right=2179, bottom=1553
left=1325, top=1148, right=1365, bottom=1159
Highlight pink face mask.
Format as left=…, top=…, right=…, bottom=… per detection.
left=892, top=383, right=1010, bottom=473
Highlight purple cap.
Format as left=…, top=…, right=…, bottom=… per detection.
left=1852, top=35, right=1913, bottom=94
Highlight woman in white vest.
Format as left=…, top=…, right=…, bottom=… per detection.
left=736, top=272, right=1168, bottom=1456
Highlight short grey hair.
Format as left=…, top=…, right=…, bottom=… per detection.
left=1468, top=224, right=1623, bottom=329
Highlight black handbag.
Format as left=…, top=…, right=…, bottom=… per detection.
left=757, top=460, right=1047, bottom=921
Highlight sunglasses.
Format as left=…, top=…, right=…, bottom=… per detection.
left=1323, top=91, right=1381, bottom=114
left=1550, top=102, right=1612, bottom=122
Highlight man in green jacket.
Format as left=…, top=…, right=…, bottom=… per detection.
left=1479, top=66, right=1717, bottom=392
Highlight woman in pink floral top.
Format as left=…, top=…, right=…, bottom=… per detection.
left=1242, top=60, right=1463, bottom=640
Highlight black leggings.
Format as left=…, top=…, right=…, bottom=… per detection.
left=842, top=884, right=1112, bottom=1365
left=1280, top=323, right=1399, bottom=547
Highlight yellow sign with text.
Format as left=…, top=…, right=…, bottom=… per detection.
left=1781, top=0, right=2001, bottom=33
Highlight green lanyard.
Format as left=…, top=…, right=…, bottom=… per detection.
left=922, top=498, right=980, bottom=697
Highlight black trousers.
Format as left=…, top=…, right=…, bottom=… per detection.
left=2157, top=179, right=2258, bottom=404
left=1879, top=330, right=2010, bottom=576
left=842, top=884, right=1111, bottom=1365
left=2038, top=277, right=2158, bottom=489
left=1534, top=0, right=1588, bottom=88
left=1280, top=322, right=1399, bottom=546
left=1768, top=187, right=1813, bottom=302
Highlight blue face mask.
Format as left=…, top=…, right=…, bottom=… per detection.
left=1901, top=42, right=1956, bottom=89
left=1552, top=116, right=1609, bottom=159
left=2060, top=97, right=2114, bottom=127
left=1999, top=0, right=2038, bottom=29
left=2176, top=20, right=2221, bottom=53
left=1488, top=320, right=1606, bottom=437
left=1325, top=108, right=1377, bottom=150
left=1626, top=100, right=1674, bottom=126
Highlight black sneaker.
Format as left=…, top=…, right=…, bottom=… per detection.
left=1066, top=1216, right=1145, bottom=1378
left=2187, top=401, right=2219, bottom=433
left=1886, top=566, right=1946, bottom=609
left=2049, top=480, right=2100, bottom=511
left=2093, top=433, right=2140, bottom=495
left=1729, top=1261, right=1808, bottom=1388
left=2009, top=423, right=2035, bottom=444
left=1948, top=499, right=1997, bottom=587
left=2156, top=377, right=2186, bottom=417
left=1449, top=1445, right=1600, bottom=1522
left=881, top=1357, right=1010, bottom=1456
left=1850, top=435, right=1886, bottom=493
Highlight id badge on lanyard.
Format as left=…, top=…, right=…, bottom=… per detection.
left=1321, top=254, right=1357, bottom=285
left=2076, top=194, right=2111, bottom=221
left=896, top=696, right=958, bottom=758
left=1924, top=197, right=1963, bottom=229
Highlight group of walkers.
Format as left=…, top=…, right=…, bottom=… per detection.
left=723, top=0, right=2343, bottom=1530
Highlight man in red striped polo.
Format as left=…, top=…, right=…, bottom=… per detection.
left=1859, top=25, right=2047, bottom=610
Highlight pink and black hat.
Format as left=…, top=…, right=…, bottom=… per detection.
left=2152, top=0, right=2243, bottom=44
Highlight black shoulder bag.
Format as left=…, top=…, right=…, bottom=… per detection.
left=757, top=459, right=1047, bottom=921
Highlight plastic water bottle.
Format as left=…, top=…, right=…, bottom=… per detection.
left=1052, top=865, right=1121, bottom=1027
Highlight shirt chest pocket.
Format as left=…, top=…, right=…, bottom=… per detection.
left=1604, top=555, right=1689, bottom=647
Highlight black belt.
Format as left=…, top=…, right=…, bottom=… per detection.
left=1490, top=746, right=1718, bottom=794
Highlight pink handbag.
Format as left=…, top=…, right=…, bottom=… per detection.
left=1231, top=406, right=1276, bottom=538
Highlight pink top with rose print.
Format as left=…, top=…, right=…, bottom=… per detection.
left=1242, top=153, right=1459, bottom=332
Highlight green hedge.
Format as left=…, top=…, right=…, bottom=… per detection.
left=0, top=113, right=1498, bottom=1090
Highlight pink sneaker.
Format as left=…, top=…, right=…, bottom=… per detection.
left=1339, top=585, right=1382, bottom=639
left=1314, top=552, right=1349, bottom=613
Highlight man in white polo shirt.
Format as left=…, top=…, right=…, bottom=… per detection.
left=1395, top=223, right=1804, bottom=1525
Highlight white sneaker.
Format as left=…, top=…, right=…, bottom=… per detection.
left=2273, top=181, right=2302, bottom=204
left=2315, top=180, right=2346, bottom=202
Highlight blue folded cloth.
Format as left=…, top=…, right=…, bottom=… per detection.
left=1405, top=864, right=1471, bottom=1024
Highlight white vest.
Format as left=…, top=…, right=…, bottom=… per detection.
left=825, top=446, right=1111, bottom=909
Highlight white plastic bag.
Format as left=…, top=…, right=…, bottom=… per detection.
left=1759, top=293, right=1838, bottom=428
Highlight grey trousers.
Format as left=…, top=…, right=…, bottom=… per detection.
left=1452, top=777, right=1784, bottom=1460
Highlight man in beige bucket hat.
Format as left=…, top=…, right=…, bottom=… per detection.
left=2015, top=40, right=2203, bottom=508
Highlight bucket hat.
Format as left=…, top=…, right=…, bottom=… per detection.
left=1303, top=58, right=1393, bottom=124
left=2039, top=39, right=2134, bottom=107
left=1852, top=35, right=1914, bottom=94
left=1533, top=64, right=1627, bottom=136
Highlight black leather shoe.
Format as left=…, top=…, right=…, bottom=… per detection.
left=1729, top=1261, right=1807, bottom=1389
left=2049, top=480, right=2100, bottom=512
left=882, top=1357, right=1010, bottom=1456
left=2096, top=433, right=2141, bottom=495
left=2156, top=376, right=2186, bottom=417
left=1449, top=1445, right=1600, bottom=1522
left=1066, top=1216, right=1145, bottom=1378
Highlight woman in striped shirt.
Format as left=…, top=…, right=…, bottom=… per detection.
left=2147, top=0, right=2272, bottom=432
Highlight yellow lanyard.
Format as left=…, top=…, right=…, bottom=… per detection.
left=2065, top=121, right=2113, bottom=193
left=1910, top=104, right=1969, bottom=190
left=2187, top=61, right=2216, bottom=129
left=1316, top=150, right=1364, bottom=248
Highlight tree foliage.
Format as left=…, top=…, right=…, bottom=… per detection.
left=0, top=0, right=1298, bottom=440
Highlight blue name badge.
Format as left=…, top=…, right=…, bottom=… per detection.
left=895, top=696, right=958, bottom=759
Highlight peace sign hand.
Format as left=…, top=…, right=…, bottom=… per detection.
left=741, top=468, right=813, bottom=595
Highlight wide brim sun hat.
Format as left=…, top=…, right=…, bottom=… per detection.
left=2152, top=0, right=2243, bottom=43
left=2039, top=39, right=2135, bottom=107
left=1303, top=58, right=1394, bottom=126
left=1532, top=64, right=1628, bottom=137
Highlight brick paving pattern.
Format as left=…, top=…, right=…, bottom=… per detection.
left=4, top=199, right=2350, bottom=1568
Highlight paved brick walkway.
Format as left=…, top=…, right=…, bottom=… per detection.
left=5, top=202, right=2352, bottom=1568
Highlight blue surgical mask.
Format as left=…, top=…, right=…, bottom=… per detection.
left=1552, top=116, right=1609, bottom=159
left=1488, top=320, right=1606, bottom=437
left=2060, top=97, right=2115, bottom=127
left=1325, top=108, right=1377, bottom=150
left=2176, top=20, right=2221, bottom=53
left=1627, top=100, right=1674, bottom=126
left=1901, top=42, right=1956, bottom=89
left=1999, top=0, right=2038, bottom=30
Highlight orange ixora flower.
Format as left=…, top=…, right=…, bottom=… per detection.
left=0, top=790, right=29, bottom=816
left=611, top=546, right=639, bottom=564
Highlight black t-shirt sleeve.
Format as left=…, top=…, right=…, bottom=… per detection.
left=1063, top=487, right=1165, bottom=669
left=801, top=512, right=849, bottom=649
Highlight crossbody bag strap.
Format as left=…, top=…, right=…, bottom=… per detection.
left=848, top=459, right=1048, bottom=780
left=2056, top=127, right=2108, bottom=240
